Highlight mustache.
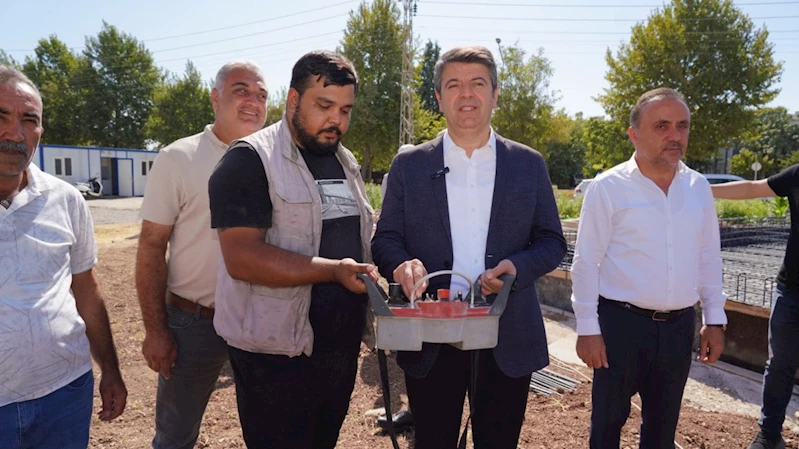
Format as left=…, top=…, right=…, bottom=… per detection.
left=318, top=126, right=342, bottom=137
left=664, top=142, right=683, bottom=151
left=0, top=140, right=30, bottom=155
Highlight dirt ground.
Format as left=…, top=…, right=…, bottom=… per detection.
left=88, top=223, right=794, bottom=449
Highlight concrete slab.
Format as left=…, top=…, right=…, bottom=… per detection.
left=541, top=305, right=799, bottom=433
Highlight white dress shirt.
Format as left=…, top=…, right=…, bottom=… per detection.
left=570, top=156, right=727, bottom=336
left=0, top=164, right=95, bottom=406
left=443, top=130, right=497, bottom=297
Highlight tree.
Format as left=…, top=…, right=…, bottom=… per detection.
left=581, top=117, right=633, bottom=174
left=546, top=112, right=586, bottom=188
left=491, top=45, right=559, bottom=154
left=21, top=36, right=86, bottom=145
left=266, top=87, right=287, bottom=127
left=145, top=61, right=214, bottom=147
left=416, top=40, right=440, bottom=113
left=412, top=92, right=445, bottom=144
left=599, top=0, right=783, bottom=167
left=729, top=148, right=775, bottom=179
left=744, top=108, right=799, bottom=168
left=79, top=22, right=162, bottom=149
left=339, top=0, right=404, bottom=177
left=780, top=151, right=799, bottom=172
left=0, top=49, right=19, bottom=67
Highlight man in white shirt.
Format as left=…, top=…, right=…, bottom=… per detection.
left=136, top=60, right=267, bottom=449
left=0, top=65, right=126, bottom=447
left=571, top=87, right=727, bottom=449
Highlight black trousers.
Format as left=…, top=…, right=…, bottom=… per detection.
left=589, top=299, right=696, bottom=449
left=228, top=345, right=359, bottom=449
left=405, top=344, right=532, bottom=449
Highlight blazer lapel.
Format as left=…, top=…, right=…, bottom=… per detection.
left=427, top=137, right=452, bottom=240
left=488, top=136, right=509, bottom=239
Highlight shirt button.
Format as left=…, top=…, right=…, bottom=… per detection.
left=471, top=208, right=476, bottom=212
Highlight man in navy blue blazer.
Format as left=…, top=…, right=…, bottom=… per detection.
left=371, top=46, right=567, bottom=449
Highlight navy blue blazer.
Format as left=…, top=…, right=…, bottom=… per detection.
left=371, top=134, right=567, bottom=379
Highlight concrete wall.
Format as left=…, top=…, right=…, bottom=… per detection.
left=537, top=269, right=780, bottom=376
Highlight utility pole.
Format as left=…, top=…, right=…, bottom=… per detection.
left=399, top=0, right=417, bottom=146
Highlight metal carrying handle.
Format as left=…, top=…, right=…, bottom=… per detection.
left=409, top=270, right=475, bottom=308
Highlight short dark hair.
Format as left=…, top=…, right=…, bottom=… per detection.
left=629, top=87, right=687, bottom=129
left=289, top=51, right=358, bottom=97
left=0, top=65, right=40, bottom=98
left=434, top=46, right=498, bottom=93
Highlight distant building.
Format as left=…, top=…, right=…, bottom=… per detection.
left=31, top=144, right=158, bottom=197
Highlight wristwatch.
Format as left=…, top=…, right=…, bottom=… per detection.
left=707, top=324, right=727, bottom=331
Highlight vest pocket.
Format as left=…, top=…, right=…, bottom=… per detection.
left=242, top=285, right=305, bottom=353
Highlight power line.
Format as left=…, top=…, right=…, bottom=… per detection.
left=151, top=14, right=348, bottom=53
left=423, top=0, right=799, bottom=7
left=418, top=13, right=799, bottom=22
left=142, top=0, right=356, bottom=42
left=419, top=25, right=799, bottom=35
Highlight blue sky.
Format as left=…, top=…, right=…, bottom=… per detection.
left=3, top=0, right=797, bottom=118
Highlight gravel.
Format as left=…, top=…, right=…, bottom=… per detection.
left=87, top=197, right=143, bottom=225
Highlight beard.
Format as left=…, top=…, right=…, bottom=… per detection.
left=291, top=103, right=342, bottom=156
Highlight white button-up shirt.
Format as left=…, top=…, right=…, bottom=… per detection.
left=570, top=156, right=727, bottom=336
left=0, top=164, right=96, bottom=407
left=444, top=130, right=497, bottom=297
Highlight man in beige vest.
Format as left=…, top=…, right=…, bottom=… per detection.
left=209, top=50, right=375, bottom=449
left=136, top=61, right=267, bottom=449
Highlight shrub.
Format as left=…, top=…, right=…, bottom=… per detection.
left=365, top=182, right=382, bottom=211
left=715, top=199, right=771, bottom=219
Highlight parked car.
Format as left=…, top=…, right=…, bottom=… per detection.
left=573, top=179, right=592, bottom=198
left=703, top=173, right=745, bottom=185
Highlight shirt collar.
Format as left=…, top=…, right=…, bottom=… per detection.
left=205, top=124, right=229, bottom=152
left=25, top=163, right=54, bottom=193
left=624, top=153, right=688, bottom=178
left=443, top=129, right=496, bottom=156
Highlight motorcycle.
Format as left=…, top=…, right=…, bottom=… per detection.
left=74, top=177, right=103, bottom=199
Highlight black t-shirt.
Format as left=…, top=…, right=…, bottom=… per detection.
left=767, top=164, right=799, bottom=291
left=209, top=143, right=366, bottom=350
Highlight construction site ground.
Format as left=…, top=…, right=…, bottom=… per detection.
left=85, top=198, right=799, bottom=448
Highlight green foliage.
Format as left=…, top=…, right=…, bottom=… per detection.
left=266, top=87, right=287, bottom=127
left=580, top=117, right=632, bottom=174
left=598, top=0, right=783, bottom=168
left=79, top=22, right=162, bottom=149
left=715, top=199, right=771, bottom=218
left=0, top=49, right=19, bottom=67
left=492, top=45, right=559, bottom=153
left=412, top=92, right=446, bottom=145
left=416, top=40, right=440, bottom=113
left=339, top=0, right=404, bottom=177
left=546, top=112, right=587, bottom=188
left=555, top=191, right=583, bottom=219
left=729, top=148, right=775, bottom=179
left=21, top=36, right=86, bottom=145
left=780, top=151, right=799, bottom=171
left=771, top=196, right=789, bottom=218
left=365, top=182, right=382, bottom=211
left=737, top=107, right=799, bottom=176
left=146, top=61, right=214, bottom=147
